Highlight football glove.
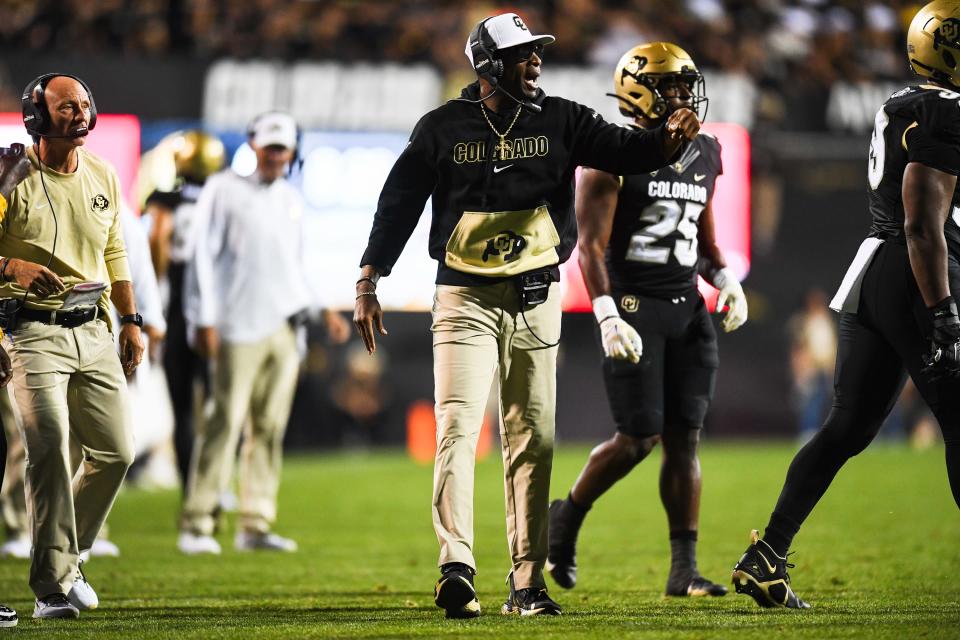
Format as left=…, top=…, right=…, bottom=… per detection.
left=712, top=267, right=748, bottom=333
left=593, top=295, right=642, bottom=363
left=923, top=297, right=960, bottom=379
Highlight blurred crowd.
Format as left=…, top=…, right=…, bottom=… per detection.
left=0, top=0, right=921, bottom=84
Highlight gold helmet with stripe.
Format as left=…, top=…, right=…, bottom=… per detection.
left=608, top=42, right=707, bottom=122
left=908, top=1, right=960, bottom=89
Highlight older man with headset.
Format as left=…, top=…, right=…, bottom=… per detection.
left=354, top=12, right=699, bottom=618
left=0, top=73, right=141, bottom=619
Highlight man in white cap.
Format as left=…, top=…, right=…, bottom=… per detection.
left=354, top=12, right=699, bottom=617
left=178, top=111, right=348, bottom=554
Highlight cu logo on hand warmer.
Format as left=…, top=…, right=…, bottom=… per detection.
left=482, top=230, right=526, bottom=263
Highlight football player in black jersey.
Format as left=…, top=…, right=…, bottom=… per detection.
left=731, top=0, right=960, bottom=610
left=547, top=43, right=747, bottom=598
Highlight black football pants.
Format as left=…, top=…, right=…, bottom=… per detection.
left=769, top=240, right=960, bottom=547
left=163, top=262, right=209, bottom=493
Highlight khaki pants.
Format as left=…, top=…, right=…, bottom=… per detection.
left=9, top=319, right=134, bottom=598
left=181, top=324, right=299, bottom=535
left=0, top=386, right=27, bottom=540
left=431, top=282, right=560, bottom=590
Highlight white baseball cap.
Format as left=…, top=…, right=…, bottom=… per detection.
left=464, top=13, right=555, bottom=66
left=249, top=111, right=298, bottom=149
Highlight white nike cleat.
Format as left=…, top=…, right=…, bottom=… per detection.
left=89, top=539, right=120, bottom=558
left=66, top=562, right=98, bottom=610
left=234, top=531, right=298, bottom=552
left=0, top=535, right=31, bottom=559
left=177, top=532, right=222, bottom=555
left=33, top=594, right=78, bottom=619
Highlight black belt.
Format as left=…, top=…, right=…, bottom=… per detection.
left=18, top=306, right=100, bottom=328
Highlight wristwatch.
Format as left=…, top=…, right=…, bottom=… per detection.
left=120, top=313, right=143, bottom=327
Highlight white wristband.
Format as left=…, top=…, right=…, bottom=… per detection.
left=592, top=295, right=620, bottom=325
left=712, top=267, right=735, bottom=290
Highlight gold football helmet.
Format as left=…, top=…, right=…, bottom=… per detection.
left=167, top=130, right=226, bottom=183
left=908, top=1, right=960, bottom=89
left=608, top=42, right=707, bottom=122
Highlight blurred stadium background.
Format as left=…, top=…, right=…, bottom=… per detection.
left=0, top=0, right=940, bottom=451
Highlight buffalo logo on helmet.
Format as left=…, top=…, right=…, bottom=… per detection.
left=91, top=194, right=109, bottom=212
left=482, top=230, right=526, bottom=263
left=620, top=56, right=648, bottom=84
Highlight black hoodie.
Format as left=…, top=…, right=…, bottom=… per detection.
left=360, top=82, right=677, bottom=286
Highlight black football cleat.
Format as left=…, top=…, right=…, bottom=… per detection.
left=666, top=573, right=729, bottom=597
left=434, top=563, right=481, bottom=619
left=546, top=499, right=579, bottom=589
left=732, top=530, right=810, bottom=609
left=501, top=572, right=562, bottom=616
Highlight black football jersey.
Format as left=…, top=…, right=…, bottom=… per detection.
left=868, top=84, right=960, bottom=255
left=605, top=133, right=722, bottom=297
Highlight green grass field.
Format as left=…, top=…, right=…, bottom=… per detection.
left=0, top=442, right=957, bottom=638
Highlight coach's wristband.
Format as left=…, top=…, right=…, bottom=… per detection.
left=592, top=295, right=620, bottom=325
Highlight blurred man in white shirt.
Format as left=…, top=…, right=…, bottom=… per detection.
left=178, top=112, right=348, bottom=554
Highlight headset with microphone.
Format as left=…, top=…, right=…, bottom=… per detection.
left=11, top=72, right=98, bottom=313
left=21, top=73, right=97, bottom=142
left=467, top=18, right=542, bottom=114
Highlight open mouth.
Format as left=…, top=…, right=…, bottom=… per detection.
left=523, top=69, right=540, bottom=92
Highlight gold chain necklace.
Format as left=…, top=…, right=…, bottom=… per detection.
left=481, top=103, right=522, bottom=161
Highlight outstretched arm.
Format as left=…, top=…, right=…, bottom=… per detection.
left=577, top=168, right=642, bottom=363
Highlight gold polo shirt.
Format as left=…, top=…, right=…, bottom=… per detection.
left=0, top=146, right=130, bottom=321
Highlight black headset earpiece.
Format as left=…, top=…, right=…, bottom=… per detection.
left=21, top=73, right=98, bottom=141
left=470, top=18, right=504, bottom=86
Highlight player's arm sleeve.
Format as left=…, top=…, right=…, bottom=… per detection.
left=103, top=174, right=131, bottom=283
left=188, top=177, right=225, bottom=328
left=569, top=101, right=675, bottom=175
left=907, top=98, right=960, bottom=175
left=359, top=113, right=437, bottom=277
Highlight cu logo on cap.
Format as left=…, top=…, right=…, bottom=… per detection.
left=513, top=16, right=528, bottom=31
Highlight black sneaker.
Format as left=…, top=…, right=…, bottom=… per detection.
left=666, top=573, right=729, bottom=597
left=434, top=563, right=481, bottom=619
left=501, top=572, right=562, bottom=616
left=0, top=604, right=16, bottom=627
left=546, top=499, right=579, bottom=589
left=732, top=530, right=810, bottom=609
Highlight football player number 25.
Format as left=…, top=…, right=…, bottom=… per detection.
left=627, top=200, right=703, bottom=266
